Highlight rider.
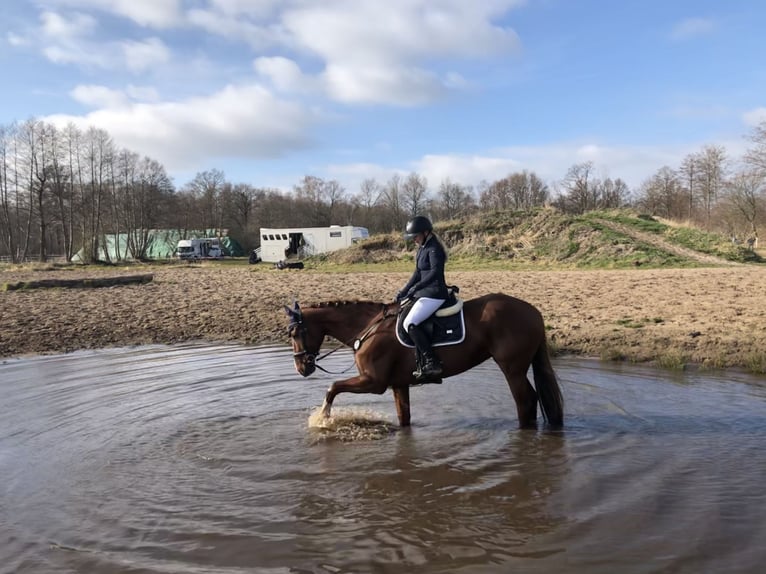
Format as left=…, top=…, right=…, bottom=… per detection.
left=395, top=215, right=449, bottom=380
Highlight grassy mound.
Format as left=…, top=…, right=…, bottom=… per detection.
left=310, top=207, right=763, bottom=270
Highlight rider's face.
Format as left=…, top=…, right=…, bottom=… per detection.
left=414, top=232, right=426, bottom=245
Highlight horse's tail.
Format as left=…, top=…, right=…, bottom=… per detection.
left=531, top=337, right=564, bottom=427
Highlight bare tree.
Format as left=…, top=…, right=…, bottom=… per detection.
left=636, top=166, right=683, bottom=218
left=0, top=123, right=18, bottom=260
left=678, top=152, right=700, bottom=220
left=437, top=178, right=475, bottom=219
left=697, top=145, right=727, bottom=226
left=401, top=172, right=429, bottom=217
left=723, top=169, right=764, bottom=246
left=82, top=127, right=115, bottom=261
left=745, top=120, right=766, bottom=175
left=188, top=169, right=227, bottom=233
left=378, top=174, right=406, bottom=231
left=556, top=162, right=596, bottom=214
left=351, top=178, right=381, bottom=229
left=479, top=176, right=511, bottom=210
left=322, top=179, right=346, bottom=224
left=598, top=177, right=631, bottom=208
left=293, top=175, right=326, bottom=225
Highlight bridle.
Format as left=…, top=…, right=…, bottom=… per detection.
left=287, top=303, right=398, bottom=375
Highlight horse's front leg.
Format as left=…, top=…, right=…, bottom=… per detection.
left=392, top=386, right=411, bottom=427
left=322, top=374, right=387, bottom=418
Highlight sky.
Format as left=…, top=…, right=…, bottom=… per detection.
left=2, top=0, right=766, bottom=195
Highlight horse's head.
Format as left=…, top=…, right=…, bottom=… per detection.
left=284, top=300, right=322, bottom=377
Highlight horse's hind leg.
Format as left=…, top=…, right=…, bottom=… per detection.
left=496, top=362, right=538, bottom=428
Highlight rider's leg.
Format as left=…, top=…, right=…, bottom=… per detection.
left=404, top=298, right=445, bottom=379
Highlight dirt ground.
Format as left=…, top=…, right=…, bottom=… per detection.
left=1, top=263, right=765, bottom=372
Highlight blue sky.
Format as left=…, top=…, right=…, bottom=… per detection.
left=2, top=0, right=765, bottom=194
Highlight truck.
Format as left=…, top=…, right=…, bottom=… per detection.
left=176, top=238, right=224, bottom=260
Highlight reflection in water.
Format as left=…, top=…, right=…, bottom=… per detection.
left=1, top=344, right=765, bottom=573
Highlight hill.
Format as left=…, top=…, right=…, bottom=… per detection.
left=315, top=208, right=763, bottom=270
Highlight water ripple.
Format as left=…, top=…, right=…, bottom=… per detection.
left=1, top=345, right=765, bottom=573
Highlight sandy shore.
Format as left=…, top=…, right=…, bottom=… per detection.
left=2, top=264, right=765, bottom=372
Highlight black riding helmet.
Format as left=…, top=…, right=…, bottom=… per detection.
left=405, top=215, right=433, bottom=239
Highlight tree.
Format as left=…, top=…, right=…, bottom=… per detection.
left=599, top=177, right=631, bottom=209
left=401, top=172, right=429, bottom=217
left=188, top=169, right=226, bottom=233
left=480, top=171, right=549, bottom=211
left=723, top=169, right=764, bottom=245
left=322, top=179, right=346, bottom=224
left=745, top=120, right=766, bottom=176
left=437, top=178, right=475, bottom=219
left=678, top=152, right=700, bottom=220
left=0, top=123, right=18, bottom=261
left=696, top=145, right=727, bottom=226
left=378, top=174, right=406, bottom=232
left=636, top=167, right=683, bottom=218
left=556, top=162, right=596, bottom=214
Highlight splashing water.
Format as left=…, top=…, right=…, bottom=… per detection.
left=307, top=405, right=398, bottom=441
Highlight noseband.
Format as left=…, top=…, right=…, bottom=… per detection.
left=288, top=316, right=315, bottom=362
left=289, top=312, right=340, bottom=373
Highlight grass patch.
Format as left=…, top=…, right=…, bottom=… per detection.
left=655, top=351, right=688, bottom=370
left=745, top=352, right=766, bottom=375
left=600, top=347, right=629, bottom=362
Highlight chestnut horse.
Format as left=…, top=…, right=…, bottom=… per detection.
left=284, top=293, right=564, bottom=428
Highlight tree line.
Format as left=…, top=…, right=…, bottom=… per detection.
left=1, top=118, right=764, bottom=263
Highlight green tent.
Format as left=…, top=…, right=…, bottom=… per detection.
left=71, top=229, right=246, bottom=262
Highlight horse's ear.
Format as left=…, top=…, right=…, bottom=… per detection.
left=284, top=305, right=296, bottom=318
left=293, top=300, right=301, bottom=312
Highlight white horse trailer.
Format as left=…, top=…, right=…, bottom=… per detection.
left=258, top=226, right=369, bottom=263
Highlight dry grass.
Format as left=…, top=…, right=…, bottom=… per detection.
left=2, top=263, right=766, bottom=375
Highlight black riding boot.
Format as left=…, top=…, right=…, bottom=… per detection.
left=407, top=324, right=442, bottom=381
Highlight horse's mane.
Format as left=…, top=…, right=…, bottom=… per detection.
left=307, top=300, right=383, bottom=309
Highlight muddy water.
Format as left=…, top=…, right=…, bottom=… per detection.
left=1, top=344, right=765, bottom=574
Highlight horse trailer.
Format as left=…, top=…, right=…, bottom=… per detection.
left=258, top=226, right=369, bottom=263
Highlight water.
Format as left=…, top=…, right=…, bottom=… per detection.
left=1, top=344, right=765, bottom=574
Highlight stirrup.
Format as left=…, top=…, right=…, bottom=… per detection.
left=413, top=361, right=442, bottom=382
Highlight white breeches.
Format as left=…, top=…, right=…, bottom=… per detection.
left=403, top=297, right=446, bottom=331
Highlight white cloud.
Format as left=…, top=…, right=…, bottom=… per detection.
left=46, top=0, right=182, bottom=28
left=186, top=8, right=281, bottom=49
left=280, top=0, right=521, bottom=104
left=282, top=1, right=521, bottom=63
left=208, top=0, right=283, bottom=18
left=743, top=107, right=766, bottom=127
left=40, top=10, right=97, bottom=39
left=23, top=1, right=525, bottom=106
left=45, top=83, right=321, bottom=170
left=670, top=17, right=715, bottom=41
left=253, top=57, right=317, bottom=94
left=323, top=64, right=445, bottom=106
left=38, top=11, right=110, bottom=66
left=121, top=37, right=171, bottom=73
left=22, top=10, right=172, bottom=71
left=125, top=85, right=161, bottom=102
left=187, top=0, right=523, bottom=105
left=70, top=85, right=129, bottom=108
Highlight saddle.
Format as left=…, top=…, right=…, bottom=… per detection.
left=395, top=288, right=466, bottom=348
